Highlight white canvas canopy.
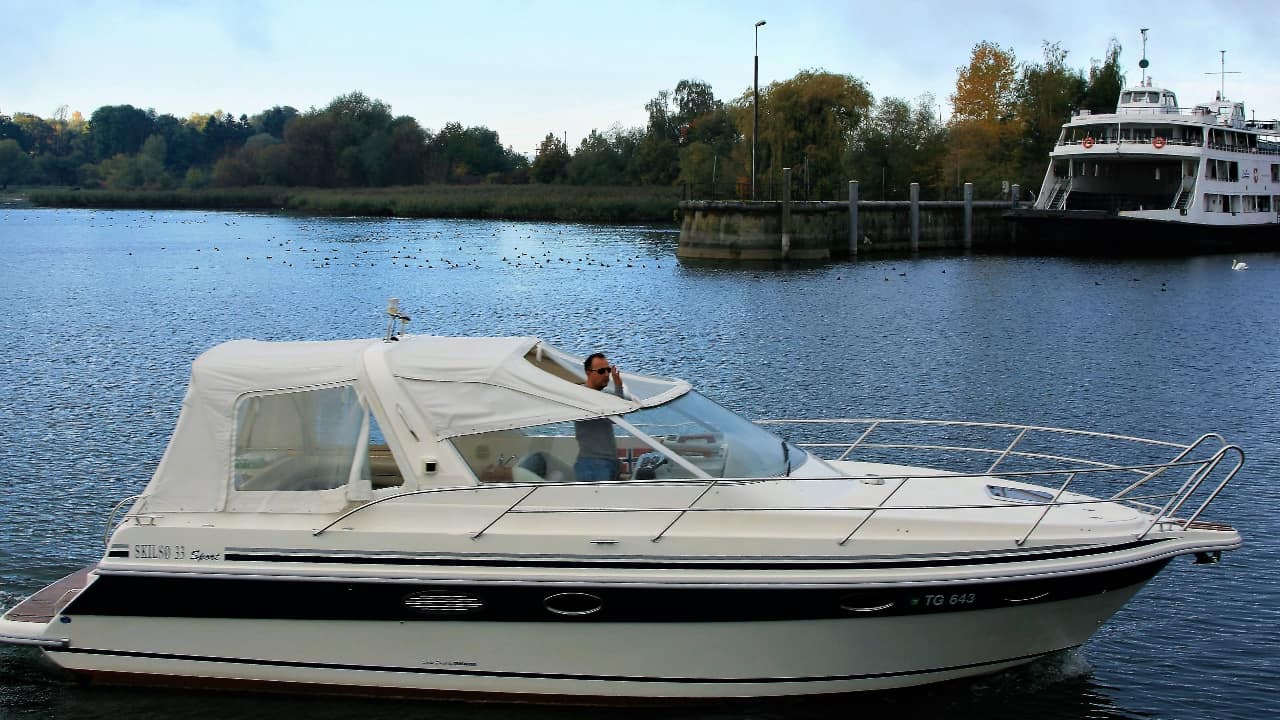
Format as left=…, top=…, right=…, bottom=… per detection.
left=135, top=335, right=688, bottom=513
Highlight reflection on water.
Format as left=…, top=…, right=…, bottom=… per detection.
left=0, top=209, right=1276, bottom=720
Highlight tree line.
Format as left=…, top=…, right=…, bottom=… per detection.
left=0, top=38, right=1124, bottom=201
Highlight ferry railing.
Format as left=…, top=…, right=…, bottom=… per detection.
left=311, top=420, right=1241, bottom=548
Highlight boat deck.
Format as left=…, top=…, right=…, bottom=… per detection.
left=5, top=566, right=95, bottom=623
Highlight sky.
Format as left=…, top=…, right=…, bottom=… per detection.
left=3, top=0, right=1277, bottom=157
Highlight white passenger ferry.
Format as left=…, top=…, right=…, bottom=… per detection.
left=1011, top=38, right=1279, bottom=253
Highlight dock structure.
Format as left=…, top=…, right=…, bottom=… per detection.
left=678, top=179, right=1022, bottom=260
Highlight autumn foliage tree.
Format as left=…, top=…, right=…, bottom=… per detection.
left=947, top=41, right=1021, bottom=198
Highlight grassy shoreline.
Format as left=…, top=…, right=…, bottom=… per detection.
left=23, top=185, right=683, bottom=224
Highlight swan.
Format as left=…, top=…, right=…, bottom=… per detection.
left=1231, top=259, right=1249, bottom=271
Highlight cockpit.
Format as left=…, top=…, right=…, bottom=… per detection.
left=451, top=390, right=820, bottom=484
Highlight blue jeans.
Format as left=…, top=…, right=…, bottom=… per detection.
left=574, top=457, right=619, bottom=482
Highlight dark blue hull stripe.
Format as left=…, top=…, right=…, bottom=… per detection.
left=63, top=559, right=1167, bottom=622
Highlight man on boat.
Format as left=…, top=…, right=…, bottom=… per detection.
left=575, top=352, right=624, bottom=481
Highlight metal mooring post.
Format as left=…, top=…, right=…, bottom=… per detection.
left=781, top=167, right=792, bottom=260
left=848, top=180, right=859, bottom=257
left=963, top=182, right=974, bottom=251
left=910, top=182, right=920, bottom=253
left=1011, top=184, right=1021, bottom=207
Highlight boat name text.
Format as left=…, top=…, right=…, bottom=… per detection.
left=131, top=545, right=222, bottom=562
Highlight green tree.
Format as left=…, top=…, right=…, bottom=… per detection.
left=566, top=129, right=626, bottom=185
left=747, top=69, right=873, bottom=199
left=847, top=95, right=948, bottom=199
left=674, top=141, right=717, bottom=192
left=35, top=153, right=78, bottom=185
left=1082, top=38, right=1124, bottom=114
left=212, top=154, right=257, bottom=187
left=1015, top=42, right=1087, bottom=190
left=673, top=79, right=720, bottom=129
left=0, top=115, right=25, bottom=147
left=282, top=112, right=337, bottom=186
left=255, top=143, right=291, bottom=185
left=386, top=117, right=427, bottom=185
left=99, top=153, right=144, bottom=189
left=88, top=105, right=154, bottom=161
left=531, top=133, right=569, bottom=183
left=252, top=105, right=299, bottom=139
left=12, top=113, right=55, bottom=154
left=0, top=138, right=33, bottom=186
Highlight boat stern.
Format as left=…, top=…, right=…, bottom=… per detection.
left=0, top=566, right=95, bottom=649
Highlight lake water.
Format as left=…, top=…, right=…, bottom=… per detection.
left=0, top=208, right=1276, bottom=719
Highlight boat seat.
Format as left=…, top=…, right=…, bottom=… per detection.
left=512, top=451, right=572, bottom=483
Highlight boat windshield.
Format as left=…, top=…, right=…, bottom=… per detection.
left=620, top=391, right=807, bottom=479
left=450, top=391, right=808, bottom=483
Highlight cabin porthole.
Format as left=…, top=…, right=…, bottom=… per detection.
left=544, top=592, right=603, bottom=617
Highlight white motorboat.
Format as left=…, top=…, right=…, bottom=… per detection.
left=0, top=301, right=1243, bottom=700
left=1010, top=31, right=1279, bottom=253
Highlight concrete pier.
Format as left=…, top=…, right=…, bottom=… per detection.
left=678, top=191, right=1021, bottom=260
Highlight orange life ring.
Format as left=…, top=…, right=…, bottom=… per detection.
left=1082, top=136, right=1095, bottom=149
left=1152, top=136, right=1166, bottom=149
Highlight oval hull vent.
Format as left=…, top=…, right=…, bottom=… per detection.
left=403, top=591, right=485, bottom=615
left=544, top=592, right=603, bottom=617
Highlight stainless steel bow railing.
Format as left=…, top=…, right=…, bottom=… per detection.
left=308, top=419, right=1241, bottom=547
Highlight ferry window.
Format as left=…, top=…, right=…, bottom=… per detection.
left=1258, top=196, right=1271, bottom=212
left=1121, top=92, right=1132, bottom=103
left=233, top=385, right=364, bottom=492
left=1272, top=165, right=1279, bottom=182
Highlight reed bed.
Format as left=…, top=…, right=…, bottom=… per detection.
left=27, top=185, right=682, bottom=223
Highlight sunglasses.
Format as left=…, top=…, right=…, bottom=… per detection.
left=590, top=366, right=613, bottom=376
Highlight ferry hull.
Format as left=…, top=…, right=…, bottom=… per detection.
left=1006, top=209, right=1280, bottom=255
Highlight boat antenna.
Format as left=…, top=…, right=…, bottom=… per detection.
left=1205, top=50, right=1241, bottom=101
left=1138, top=28, right=1150, bottom=86
left=384, top=297, right=411, bottom=342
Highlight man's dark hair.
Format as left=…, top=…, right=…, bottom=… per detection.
left=583, top=352, right=607, bottom=372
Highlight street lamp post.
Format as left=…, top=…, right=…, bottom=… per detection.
left=753, top=19, right=766, bottom=201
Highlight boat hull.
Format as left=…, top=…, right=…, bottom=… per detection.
left=1005, top=208, right=1280, bottom=255
left=24, top=559, right=1166, bottom=700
